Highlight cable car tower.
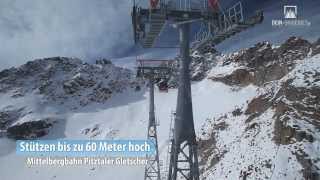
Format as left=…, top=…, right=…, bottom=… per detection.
left=137, top=59, right=174, bottom=180
left=132, top=0, right=264, bottom=179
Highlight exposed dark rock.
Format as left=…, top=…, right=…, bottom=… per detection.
left=215, top=121, right=228, bottom=131
left=198, top=116, right=229, bottom=174
left=0, top=108, right=24, bottom=130
left=278, top=37, right=311, bottom=59
left=190, top=53, right=216, bottom=81
left=198, top=134, right=226, bottom=174
left=90, top=87, right=112, bottom=103
left=232, top=107, right=243, bottom=116
left=196, top=44, right=218, bottom=55
left=294, top=150, right=320, bottom=180
left=231, top=41, right=276, bottom=67
left=96, top=59, right=112, bottom=65
left=81, top=124, right=103, bottom=138
left=243, top=79, right=319, bottom=146
left=245, top=95, right=270, bottom=115
left=312, top=38, right=320, bottom=56
left=0, top=69, right=12, bottom=80
left=63, top=75, right=96, bottom=94
left=63, top=80, right=81, bottom=94
left=7, top=119, right=53, bottom=139
left=39, top=80, right=53, bottom=94
left=210, top=68, right=254, bottom=86
left=209, top=37, right=316, bottom=87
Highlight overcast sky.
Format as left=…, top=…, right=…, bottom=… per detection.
left=0, top=0, right=134, bottom=70
left=0, top=0, right=318, bottom=70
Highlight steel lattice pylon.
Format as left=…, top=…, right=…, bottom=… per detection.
left=137, top=60, right=173, bottom=180
left=145, top=77, right=161, bottom=180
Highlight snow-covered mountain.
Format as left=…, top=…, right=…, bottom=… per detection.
left=0, top=57, right=143, bottom=139
left=199, top=37, right=320, bottom=180
left=0, top=36, right=319, bottom=180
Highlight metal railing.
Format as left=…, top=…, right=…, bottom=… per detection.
left=162, top=0, right=208, bottom=11
left=134, top=0, right=213, bottom=12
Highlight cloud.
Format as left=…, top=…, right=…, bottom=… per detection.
left=0, top=0, right=133, bottom=70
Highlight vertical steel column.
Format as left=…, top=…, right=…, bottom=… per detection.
left=176, top=23, right=194, bottom=145
left=145, top=77, right=161, bottom=180
left=149, top=78, right=155, bottom=126
left=167, top=23, right=200, bottom=180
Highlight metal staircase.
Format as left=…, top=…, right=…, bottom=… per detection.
left=194, top=2, right=264, bottom=50
left=211, top=11, right=263, bottom=45
left=142, top=12, right=166, bottom=48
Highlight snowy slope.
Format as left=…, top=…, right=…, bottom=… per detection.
left=0, top=84, right=257, bottom=180
left=0, top=37, right=320, bottom=180
left=1, top=37, right=320, bottom=180
left=199, top=38, right=320, bottom=180
left=0, top=55, right=258, bottom=180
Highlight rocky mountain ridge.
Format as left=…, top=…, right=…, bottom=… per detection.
left=0, top=57, right=141, bottom=106
left=199, top=37, right=320, bottom=180
left=0, top=57, right=143, bottom=139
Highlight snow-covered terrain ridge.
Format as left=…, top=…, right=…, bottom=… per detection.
left=0, top=37, right=319, bottom=180
left=0, top=57, right=142, bottom=139
left=0, top=57, right=140, bottom=106
left=199, top=37, right=320, bottom=180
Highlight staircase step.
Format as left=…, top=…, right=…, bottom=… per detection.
left=149, top=30, right=162, bottom=34
left=150, top=26, right=164, bottom=30
left=151, top=21, right=165, bottom=25
left=151, top=22, right=165, bottom=26
left=150, top=14, right=166, bottom=18
left=139, top=13, right=167, bottom=48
